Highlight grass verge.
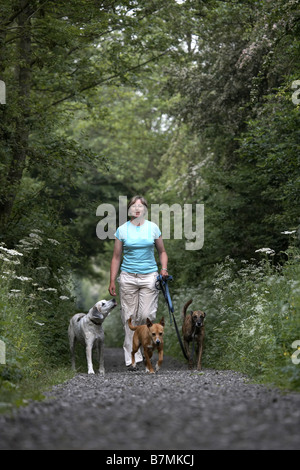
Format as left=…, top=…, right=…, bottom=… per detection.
left=0, top=366, right=75, bottom=414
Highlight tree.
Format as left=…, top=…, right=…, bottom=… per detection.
left=0, top=0, right=182, bottom=238
left=150, top=0, right=300, bottom=281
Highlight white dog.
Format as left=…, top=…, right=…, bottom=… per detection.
left=68, top=299, right=117, bottom=375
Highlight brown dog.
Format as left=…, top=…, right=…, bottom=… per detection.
left=128, top=317, right=165, bottom=373
left=182, top=299, right=206, bottom=370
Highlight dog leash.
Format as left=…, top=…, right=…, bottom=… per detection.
left=156, top=275, right=189, bottom=361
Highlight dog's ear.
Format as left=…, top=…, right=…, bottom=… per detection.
left=160, top=317, right=165, bottom=327
left=96, top=301, right=105, bottom=312
left=203, top=312, right=206, bottom=317
left=91, top=305, right=100, bottom=315
left=146, top=318, right=153, bottom=328
left=190, top=310, right=193, bottom=316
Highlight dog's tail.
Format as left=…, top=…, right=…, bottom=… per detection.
left=182, top=299, right=193, bottom=319
left=128, top=317, right=138, bottom=331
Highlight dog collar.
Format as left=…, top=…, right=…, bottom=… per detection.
left=90, top=318, right=101, bottom=325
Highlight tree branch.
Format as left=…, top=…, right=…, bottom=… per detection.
left=1, top=1, right=31, bottom=27
left=41, top=49, right=171, bottom=111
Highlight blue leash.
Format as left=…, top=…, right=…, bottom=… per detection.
left=156, top=274, right=174, bottom=320
left=156, top=274, right=189, bottom=361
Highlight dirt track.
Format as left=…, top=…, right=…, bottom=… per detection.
left=0, top=348, right=300, bottom=450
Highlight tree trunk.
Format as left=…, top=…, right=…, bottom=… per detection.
left=0, top=0, right=32, bottom=227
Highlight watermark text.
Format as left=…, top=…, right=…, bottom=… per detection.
left=292, top=80, right=300, bottom=105
left=0, top=340, right=6, bottom=365
left=291, top=340, right=300, bottom=365
left=96, top=196, right=204, bottom=251
left=0, top=80, right=6, bottom=104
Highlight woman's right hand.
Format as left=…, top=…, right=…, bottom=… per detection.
left=109, top=281, right=117, bottom=296
left=109, top=238, right=123, bottom=297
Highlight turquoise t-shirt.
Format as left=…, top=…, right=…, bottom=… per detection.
left=115, top=220, right=161, bottom=274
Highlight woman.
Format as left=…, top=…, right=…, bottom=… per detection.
left=109, top=195, right=168, bottom=369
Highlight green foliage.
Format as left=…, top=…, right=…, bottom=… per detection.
left=0, top=229, right=77, bottom=394
left=161, top=242, right=300, bottom=391
left=149, top=0, right=300, bottom=279
left=0, top=0, right=300, bottom=398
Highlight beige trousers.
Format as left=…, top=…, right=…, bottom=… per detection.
left=118, top=271, right=159, bottom=366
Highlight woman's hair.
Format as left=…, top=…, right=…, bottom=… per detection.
left=128, top=195, right=148, bottom=209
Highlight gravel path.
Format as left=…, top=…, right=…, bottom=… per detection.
left=0, top=348, right=300, bottom=450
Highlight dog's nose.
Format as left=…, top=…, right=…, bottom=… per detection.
left=156, top=339, right=161, bottom=344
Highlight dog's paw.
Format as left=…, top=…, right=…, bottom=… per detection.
left=88, top=370, right=95, bottom=374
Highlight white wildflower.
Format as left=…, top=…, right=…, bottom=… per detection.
left=59, top=296, right=69, bottom=301
left=15, top=276, right=33, bottom=282
left=281, top=231, right=296, bottom=235
left=29, top=233, right=43, bottom=244
left=38, top=287, right=57, bottom=292
left=47, top=238, right=60, bottom=245
left=254, top=304, right=264, bottom=314
left=255, top=248, right=275, bottom=255
left=1, top=255, right=21, bottom=264
left=17, top=239, right=32, bottom=246
left=34, top=321, right=45, bottom=326
left=0, top=246, right=23, bottom=256
left=0, top=254, right=11, bottom=262
left=36, top=266, right=48, bottom=271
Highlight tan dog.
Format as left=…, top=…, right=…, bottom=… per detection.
left=182, top=299, right=206, bottom=370
left=128, top=317, right=165, bottom=373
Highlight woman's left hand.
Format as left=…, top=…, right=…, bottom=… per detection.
left=160, top=268, right=168, bottom=279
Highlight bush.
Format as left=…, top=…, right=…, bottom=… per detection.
left=161, top=240, right=300, bottom=390
left=0, top=230, right=77, bottom=394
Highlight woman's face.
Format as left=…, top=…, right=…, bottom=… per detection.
left=129, top=199, right=146, bottom=218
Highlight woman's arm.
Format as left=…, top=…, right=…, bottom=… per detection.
left=109, top=238, right=123, bottom=296
left=155, top=236, right=169, bottom=278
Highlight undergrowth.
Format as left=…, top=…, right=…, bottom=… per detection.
left=1, top=230, right=299, bottom=413
left=0, top=230, right=77, bottom=409
left=162, top=243, right=300, bottom=391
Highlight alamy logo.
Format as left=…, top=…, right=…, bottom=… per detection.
left=0, top=340, right=6, bottom=365
left=291, top=340, right=300, bottom=365
left=96, top=196, right=204, bottom=251
left=0, top=80, right=6, bottom=104
left=292, top=80, right=300, bottom=106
